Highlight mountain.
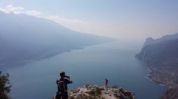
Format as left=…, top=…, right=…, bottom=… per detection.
left=136, top=33, right=178, bottom=99
left=137, top=33, right=178, bottom=70
left=0, top=12, right=108, bottom=69
left=142, top=33, right=178, bottom=47
left=136, top=33, right=178, bottom=87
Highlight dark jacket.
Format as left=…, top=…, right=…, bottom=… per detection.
left=56, top=76, right=72, bottom=93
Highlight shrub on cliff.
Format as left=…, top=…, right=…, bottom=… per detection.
left=0, top=71, right=11, bottom=99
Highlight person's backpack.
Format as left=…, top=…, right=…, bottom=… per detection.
left=58, top=79, right=66, bottom=93
left=55, top=79, right=66, bottom=99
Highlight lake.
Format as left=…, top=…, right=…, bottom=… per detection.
left=5, top=41, right=165, bottom=99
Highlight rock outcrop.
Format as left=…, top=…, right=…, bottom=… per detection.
left=69, top=85, right=134, bottom=99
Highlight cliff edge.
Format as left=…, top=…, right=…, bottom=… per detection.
left=69, top=85, right=134, bottom=99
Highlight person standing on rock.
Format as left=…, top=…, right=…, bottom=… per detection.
left=105, top=78, right=108, bottom=91
left=55, top=71, right=72, bottom=99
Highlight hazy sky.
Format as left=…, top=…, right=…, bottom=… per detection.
left=0, top=0, right=178, bottom=41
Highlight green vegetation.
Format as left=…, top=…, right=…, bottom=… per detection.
left=0, top=71, right=11, bottom=99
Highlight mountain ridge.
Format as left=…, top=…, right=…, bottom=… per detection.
left=0, top=12, right=109, bottom=69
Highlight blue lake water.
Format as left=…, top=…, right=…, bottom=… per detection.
left=6, top=41, right=165, bottom=99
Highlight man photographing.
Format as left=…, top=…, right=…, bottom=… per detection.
left=55, top=72, right=72, bottom=99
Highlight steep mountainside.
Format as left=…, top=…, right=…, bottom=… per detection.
left=161, top=87, right=178, bottom=99
left=137, top=37, right=178, bottom=69
left=136, top=33, right=178, bottom=98
left=0, top=12, right=108, bottom=69
left=136, top=33, right=178, bottom=87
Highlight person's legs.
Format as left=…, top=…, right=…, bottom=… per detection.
left=55, top=94, right=60, bottom=99
left=66, top=92, right=68, bottom=99
left=63, top=92, right=68, bottom=99
left=56, top=91, right=64, bottom=99
left=60, top=92, right=68, bottom=99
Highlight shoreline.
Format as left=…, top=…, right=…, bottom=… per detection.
left=144, top=66, right=166, bottom=86
left=146, top=67, right=167, bottom=87
left=144, top=74, right=166, bottom=87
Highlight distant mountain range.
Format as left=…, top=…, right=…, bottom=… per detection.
left=0, top=12, right=108, bottom=69
left=136, top=33, right=178, bottom=99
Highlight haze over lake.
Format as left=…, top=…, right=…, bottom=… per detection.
left=6, top=41, right=165, bottom=99
left=0, top=1, right=178, bottom=99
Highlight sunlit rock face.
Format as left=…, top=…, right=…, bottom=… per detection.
left=69, top=85, right=135, bottom=99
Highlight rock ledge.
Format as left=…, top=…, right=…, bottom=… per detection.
left=69, top=85, right=135, bottom=99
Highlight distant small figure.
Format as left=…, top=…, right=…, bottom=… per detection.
left=55, top=71, right=72, bottom=99
left=105, top=78, right=108, bottom=91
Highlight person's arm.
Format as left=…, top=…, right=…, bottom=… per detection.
left=64, top=77, right=72, bottom=84
left=65, top=75, right=70, bottom=79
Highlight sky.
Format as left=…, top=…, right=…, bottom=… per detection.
left=0, top=0, right=178, bottom=41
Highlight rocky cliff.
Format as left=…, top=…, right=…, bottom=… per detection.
left=136, top=33, right=178, bottom=98
left=68, top=85, right=134, bottom=99
left=136, top=33, right=178, bottom=88
left=161, top=87, right=178, bottom=99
